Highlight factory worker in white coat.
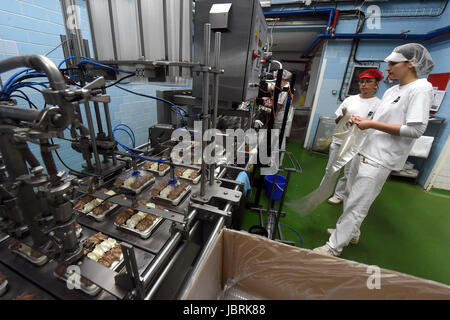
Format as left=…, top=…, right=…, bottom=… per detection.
left=314, top=43, right=435, bottom=256
left=326, top=69, right=383, bottom=205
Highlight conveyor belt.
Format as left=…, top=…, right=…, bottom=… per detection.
left=0, top=225, right=155, bottom=300
left=0, top=263, right=56, bottom=300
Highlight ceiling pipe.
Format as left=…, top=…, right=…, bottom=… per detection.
left=264, top=8, right=335, bottom=36
left=302, top=25, right=450, bottom=57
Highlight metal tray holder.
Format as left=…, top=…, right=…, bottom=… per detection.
left=175, top=166, right=201, bottom=184
left=114, top=213, right=164, bottom=239
left=153, top=182, right=192, bottom=207
left=8, top=241, right=48, bottom=266
left=115, top=217, right=164, bottom=240
left=53, top=268, right=102, bottom=296
left=141, top=161, right=170, bottom=177
left=75, top=192, right=121, bottom=222
left=80, top=236, right=125, bottom=272
left=0, top=279, right=8, bottom=297
left=119, top=171, right=156, bottom=195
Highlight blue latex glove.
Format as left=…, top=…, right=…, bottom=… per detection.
left=236, top=171, right=251, bottom=194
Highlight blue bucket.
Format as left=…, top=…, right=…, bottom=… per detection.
left=264, top=174, right=286, bottom=201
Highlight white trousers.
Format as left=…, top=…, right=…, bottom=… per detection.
left=326, top=141, right=352, bottom=200
left=328, top=154, right=391, bottom=252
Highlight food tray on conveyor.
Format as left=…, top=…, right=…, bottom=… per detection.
left=8, top=239, right=48, bottom=266
left=0, top=273, right=7, bottom=297
left=81, top=232, right=124, bottom=271
left=74, top=189, right=124, bottom=222
left=114, top=201, right=165, bottom=239
left=141, top=160, right=170, bottom=177
left=175, top=167, right=201, bottom=184
left=53, top=264, right=101, bottom=296
left=114, top=171, right=155, bottom=195
left=151, top=179, right=191, bottom=206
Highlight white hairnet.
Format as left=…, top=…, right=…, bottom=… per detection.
left=274, top=69, right=292, bottom=81
left=392, top=43, right=434, bottom=75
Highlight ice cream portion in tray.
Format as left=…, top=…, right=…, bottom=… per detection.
left=151, top=179, right=189, bottom=201
left=175, top=167, right=199, bottom=180
left=74, top=188, right=124, bottom=216
left=114, top=171, right=155, bottom=192
left=9, top=239, right=48, bottom=266
left=15, top=292, right=37, bottom=300
left=83, top=233, right=123, bottom=269
left=143, top=161, right=169, bottom=172
left=115, top=200, right=163, bottom=232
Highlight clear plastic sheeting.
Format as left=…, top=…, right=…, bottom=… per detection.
left=219, top=282, right=263, bottom=300
left=312, top=116, right=335, bottom=152
left=183, top=229, right=450, bottom=300
left=286, top=110, right=368, bottom=216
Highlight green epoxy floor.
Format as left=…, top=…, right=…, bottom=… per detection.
left=242, top=142, right=450, bottom=286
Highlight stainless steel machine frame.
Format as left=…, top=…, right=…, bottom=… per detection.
left=192, top=0, right=268, bottom=103
left=0, top=0, right=265, bottom=300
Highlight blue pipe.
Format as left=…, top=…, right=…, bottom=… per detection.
left=264, top=8, right=335, bottom=35
left=303, top=25, right=450, bottom=57
left=264, top=8, right=334, bottom=16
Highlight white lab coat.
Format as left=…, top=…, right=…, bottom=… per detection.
left=327, top=94, right=381, bottom=199
left=328, top=79, right=433, bottom=252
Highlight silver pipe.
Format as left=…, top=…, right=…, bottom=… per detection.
left=84, top=102, right=102, bottom=172
left=177, top=216, right=225, bottom=299
left=267, top=210, right=276, bottom=240
left=142, top=230, right=183, bottom=287
left=144, top=220, right=200, bottom=300
left=101, top=88, right=116, bottom=165
left=185, top=208, right=198, bottom=232
left=0, top=105, right=44, bottom=123
left=200, top=23, right=211, bottom=197
left=93, top=101, right=104, bottom=133
left=60, top=0, right=86, bottom=63
left=209, top=32, right=221, bottom=186
left=0, top=55, right=65, bottom=91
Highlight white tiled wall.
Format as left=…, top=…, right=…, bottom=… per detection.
left=433, top=152, right=450, bottom=190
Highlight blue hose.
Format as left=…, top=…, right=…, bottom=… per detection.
left=264, top=222, right=304, bottom=248
left=5, top=81, right=48, bottom=95
left=1, top=68, right=33, bottom=95
left=115, top=85, right=185, bottom=119
left=58, top=56, right=76, bottom=69
left=112, top=124, right=170, bottom=162
left=79, top=59, right=135, bottom=75
left=113, top=124, right=136, bottom=147
left=113, top=128, right=135, bottom=148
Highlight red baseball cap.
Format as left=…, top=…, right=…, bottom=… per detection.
left=359, top=69, right=383, bottom=81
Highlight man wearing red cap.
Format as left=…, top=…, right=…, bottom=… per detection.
left=326, top=68, right=383, bottom=207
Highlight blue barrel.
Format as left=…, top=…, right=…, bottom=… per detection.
left=265, top=174, right=286, bottom=201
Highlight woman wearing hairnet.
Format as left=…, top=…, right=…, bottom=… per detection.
left=314, top=43, right=435, bottom=256
left=326, top=69, right=383, bottom=205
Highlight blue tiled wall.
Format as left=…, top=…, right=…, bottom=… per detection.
left=0, top=0, right=190, bottom=172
